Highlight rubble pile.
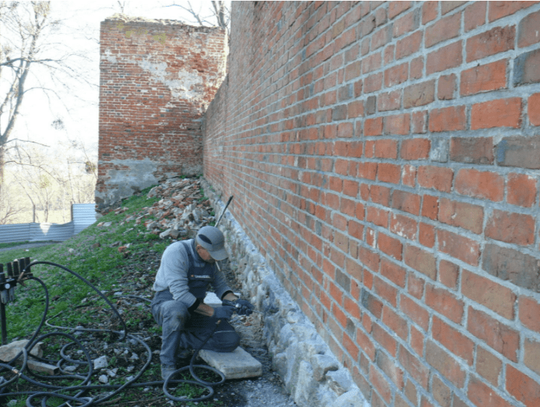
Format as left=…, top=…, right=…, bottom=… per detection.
left=98, top=177, right=216, bottom=240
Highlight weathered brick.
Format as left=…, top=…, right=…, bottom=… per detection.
left=450, top=137, right=494, bottom=164
left=422, top=1, right=438, bottom=25
left=432, top=374, right=452, bottom=407
left=471, top=98, right=522, bottom=129
left=417, top=166, right=453, bottom=192
left=426, top=41, right=462, bottom=74
left=468, top=307, right=519, bottom=361
left=461, top=59, right=507, bottom=96
left=396, top=31, right=423, bottom=60
left=519, top=10, right=540, bottom=48
left=529, top=93, right=540, bottom=126
left=464, top=1, right=486, bottom=32
left=399, top=345, right=429, bottom=389
left=404, top=80, right=435, bottom=108
left=489, top=1, right=536, bottom=22
left=496, top=135, right=540, bottom=169
left=438, top=198, right=484, bottom=234
left=438, top=229, right=480, bottom=266
left=514, top=48, right=540, bottom=86
left=466, top=26, right=515, bottom=62
left=405, top=245, right=437, bottom=280
left=483, top=244, right=540, bottom=292
left=524, top=338, right=540, bottom=376
left=422, top=195, right=439, bottom=220
left=400, top=294, right=429, bottom=331
left=507, top=173, right=537, bottom=207
left=506, top=365, right=540, bottom=407
left=385, top=113, right=410, bottom=135
left=468, top=376, right=513, bottom=407
left=432, top=316, right=474, bottom=365
left=401, top=138, right=430, bottom=160
left=389, top=1, right=412, bottom=19
left=438, top=260, right=459, bottom=290
left=519, top=296, right=540, bottom=334
left=392, top=190, right=421, bottom=215
left=425, top=12, right=461, bottom=47
left=429, top=106, right=466, bottom=132
left=462, top=270, right=517, bottom=319
left=426, top=284, right=464, bottom=323
left=476, top=346, right=502, bottom=386
left=455, top=169, right=504, bottom=201
left=425, top=340, right=466, bottom=388
left=437, top=74, right=456, bottom=100
left=485, top=209, right=536, bottom=246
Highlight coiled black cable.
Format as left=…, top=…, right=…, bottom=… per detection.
left=0, top=261, right=229, bottom=406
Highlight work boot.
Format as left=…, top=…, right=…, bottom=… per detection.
left=161, top=364, right=176, bottom=381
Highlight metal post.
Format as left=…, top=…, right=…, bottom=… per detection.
left=0, top=303, right=6, bottom=345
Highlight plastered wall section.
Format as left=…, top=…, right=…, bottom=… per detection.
left=97, top=17, right=227, bottom=211
left=203, top=2, right=540, bottom=407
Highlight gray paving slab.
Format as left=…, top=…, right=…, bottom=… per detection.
left=199, top=346, right=262, bottom=380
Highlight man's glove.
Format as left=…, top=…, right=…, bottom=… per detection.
left=223, top=299, right=254, bottom=316
left=213, top=305, right=235, bottom=320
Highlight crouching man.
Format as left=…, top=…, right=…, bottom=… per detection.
left=151, top=226, right=252, bottom=380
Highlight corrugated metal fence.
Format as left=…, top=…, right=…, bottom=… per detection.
left=0, top=204, right=97, bottom=244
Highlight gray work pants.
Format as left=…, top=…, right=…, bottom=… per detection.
left=151, top=289, right=240, bottom=367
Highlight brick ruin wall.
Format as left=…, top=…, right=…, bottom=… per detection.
left=97, top=17, right=227, bottom=211
left=204, top=2, right=540, bottom=407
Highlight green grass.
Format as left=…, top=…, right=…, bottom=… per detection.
left=0, top=241, right=31, bottom=249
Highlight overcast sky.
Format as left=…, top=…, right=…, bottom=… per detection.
left=12, top=0, right=225, bottom=160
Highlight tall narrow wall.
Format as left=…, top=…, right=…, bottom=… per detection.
left=204, top=2, right=540, bottom=407
left=97, top=16, right=227, bottom=211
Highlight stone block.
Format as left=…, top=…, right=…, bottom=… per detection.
left=334, top=389, right=370, bottom=407
left=0, top=340, right=43, bottom=362
left=311, top=354, right=339, bottom=381
left=199, top=347, right=262, bottom=380
left=327, top=369, right=354, bottom=396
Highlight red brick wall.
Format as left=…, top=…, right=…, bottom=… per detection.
left=204, top=2, right=540, bottom=406
left=97, top=16, right=227, bottom=210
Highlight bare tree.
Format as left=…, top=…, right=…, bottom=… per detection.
left=166, top=1, right=230, bottom=33
left=0, top=1, right=93, bottom=187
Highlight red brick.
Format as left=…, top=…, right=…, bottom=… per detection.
left=426, top=41, right=462, bottom=74
left=461, top=59, right=507, bottom=96
left=455, top=169, right=505, bottom=201
left=529, top=93, right=540, bottom=126
left=374, top=276, right=398, bottom=307
left=426, top=340, right=466, bottom=388
left=422, top=2, right=438, bottom=25
left=390, top=213, right=417, bottom=241
left=438, top=198, right=484, bottom=234
left=389, top=1, right=412, bottom=19
left=364, top=117, right=384, bottom=136
left=396, top=31, right=423, bottom=60
left=378, top=232, right=403, bottom=261
left=408, top=273, right=425, bottom=299
left=437, top=74, right=456, bottom=100
left=524, top=338, right=540, bottom=376
left=357, top=327, right=376, bottom=360
left=392, top=190, right=421, bottom=215
left=400, top=294, right=429, bottom=331
left=383, top=305, right=408, bottom=340
left=404, top=80, right=435, bottom=108
left=466, top=26, right=516, bottom=62
left=425, top=12, right=461, bottom=47
left=497, top=134, right=540, bottom=169
left=438, top=260, right=459, bottom=290
left=410, top=56, right=424, bottom=80
left=450, top=137, right=494, bottom=165
left=485, top=209, right=536, bottom=246
left=468, top=376, right=514, bottom=407
left=438, top=229, right=480, bottom=266
left=489, top=1, right=536, bottom=22
left=371, top=184, right=391, bottom=206
left=373, top=322, right=398, bottom=357
left=367, top=206, right=389, bottom=228
left=422, top=195, right=439, bottom=220
left=432, top=316, right=474, bottom=365
left=519, top=296, right=540, bottom=333
left=506, top=365, right=540, bottom=407
left=378, top=90, right=402, bottom=112
left=441, top=1, right=466, bottom=14
left=402, top=165, right=417, bottom=187
left=393, top=10, right=418, bottom=38
left=410, top=327, right=425, bottom=362
left=476, top=346, right=503, bottom=386
left=418, top=222, right=435, bottom=248
left=464, top=1, right=487, bottom=32
left=401, top=138, right=430, bottom=160
left=358, top=162, right=378, bottom=180
left=404, top=245, right=437, bottom=280
left=399, top=345, right=429, bottom=389
left=468, top=307, right=520, bottom=361
left=519, top=10, right=540, bottom=48
left=374, top=139, right=398, bottom=159
left=429, top=106, right=466, bottom=132
left=432, top=374, right=452, bottom=407
left=471, top=97, right=522, bottom=129
left=426, top=284, right=464, bottom=324
left=370, top=365, right=393, bottom=403
left=462, top=270, right=517, bottom=319
left=385, top=113, right=409, bottom=135
left=417, top=166, right=454, bottom=193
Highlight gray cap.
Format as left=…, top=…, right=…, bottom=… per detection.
left=196, top=226, right=228, bottom=261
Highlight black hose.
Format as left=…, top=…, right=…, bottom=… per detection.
left=0, top=260, right=230, bottom=406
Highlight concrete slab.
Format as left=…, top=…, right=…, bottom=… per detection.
left=199, top=347, right=262, bottom=380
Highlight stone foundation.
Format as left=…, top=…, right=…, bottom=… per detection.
left=203, top=180, right=369, bottom=407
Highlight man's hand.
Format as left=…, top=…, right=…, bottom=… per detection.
left=222, top=299, right=254, bottom=316
left=213, top=305, right=235, bottom=320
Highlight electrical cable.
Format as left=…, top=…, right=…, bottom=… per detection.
left=0, top=261, right=231, bottom=406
